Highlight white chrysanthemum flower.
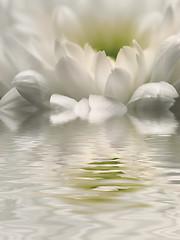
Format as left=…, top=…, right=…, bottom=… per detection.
left=1, top=35, right=179, bottom=122
left=0, top=0, right=180, bottom=123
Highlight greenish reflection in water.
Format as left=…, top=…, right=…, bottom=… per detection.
left=0, top=111, right=180, bottom=239
left=65, top=154, right=153, bottom=206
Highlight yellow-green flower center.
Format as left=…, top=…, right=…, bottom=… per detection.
left=81, top=21, right=138, bottom=58
left=90, top=32, right=133, bottom=58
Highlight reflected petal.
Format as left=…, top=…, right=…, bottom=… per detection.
left=0, top=88, right=36, bottom=112
left=129, top=111, right=178, bottom=135
left=0, top=111, right=34, bottom=132
left=88, top=110, right=123, bottom=123
left=88, top=95, right=127, bottom=123
left=103, top=116, right=132, bottom=148
left=50, top=110, right=77, bottom=124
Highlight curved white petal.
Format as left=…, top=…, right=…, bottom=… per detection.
left=53, top=5, right=83, bottom=41
left=13, top=70, right=51, bottom=109
left=56, top=56, right=95, bottom=100
left=151, top=34, right=180, bottom=83
left=88, top=95, right=127, bottom=123
left=138, top=11, right=162, bottom=43
left=105, top=68, right=132, bottom=103
left=93, top=51, right=112, bottom=94
left=63, top=41, right=85, bottom=64
left=133, top=40, right=144, bottom=58
left=50, top=94, right=77, bottom=111
left=89, top=95, right=127, bottom=114
left=4, top=35, right=51, bottom=73
left=116, top=46, right=137, bottom=78
left=128, top=81, right=178, bottom=105
left=163, top=5, right=174, bottom=28
left=29, top=36, right=56, bottom=67
left=133, top=40, right=146, bottom=88
left=54, top=39, right=67, bottom=61
left=55, top=40, right=85, bottom=64
left=84, top=43, right=96, bottom=70
left=0, top=43, right=17, bottom=96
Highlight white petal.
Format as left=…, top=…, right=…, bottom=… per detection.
left=163, top=5, right=174, bottom=27
left=132, top=40, right=144, bottom=58
left=74, top=98, right=90, bottom=119
left=105, top=68, right=132, bottom=103
left=151, top=34, right=180, bottom=83
left=53, top=5, right=83, bottom=41
left=138, top=12, right=162, bottom=42
left=143, top=47, right=156, bottom=76
left=128, top=81, right=178, bottom=105
left=133, top=40, right=146, bottom=88
left=54, top=39, right=67, bottom=61
left=50, top=94, right=77, bottom=111
left=29, top=36, right=56, bottom=67
left=63, top=41, right=85, bottom=64
left=0, top=88, right=35, bottom=112
left=13, top=70, right=51, bottom=109
left=89, top=95, right=127, bottom=114
left=0, top=44, right=17, bottom=95
left=84, top=43, right=96, bottom=70
left=55, top=40, right=85, bottom=65
left=56, top=56, right=95, bottom=100
left=88, top=95, right=127, bottom=123
left=93, top=51, right=112, bottom=94
left=5, top=36, right=51, bottom=73
left=116, top=46, right=137, bottom=78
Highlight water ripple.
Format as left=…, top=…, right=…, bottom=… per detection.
left=0, top=115, right=180, bottom=239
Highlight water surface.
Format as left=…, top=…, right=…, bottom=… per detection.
left=0, top=112, right=180, bottom=239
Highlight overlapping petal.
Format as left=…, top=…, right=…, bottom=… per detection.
left=105, top=68, right=132, bottom=103
left=56, top=56, right=96, bottom=100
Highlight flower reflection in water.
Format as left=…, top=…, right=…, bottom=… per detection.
left=0, top=111, right=180, bottom=238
